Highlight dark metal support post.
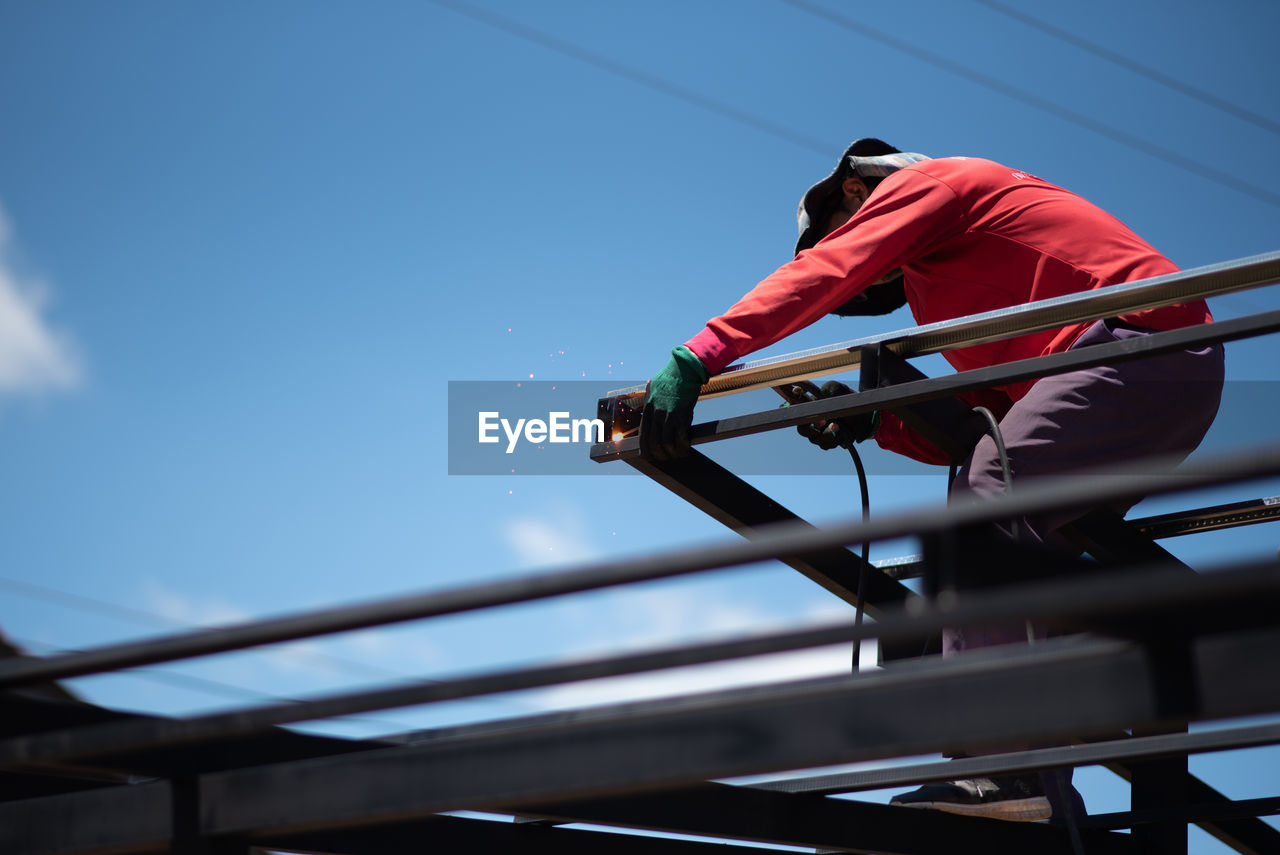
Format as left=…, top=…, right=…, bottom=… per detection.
left=859, top=343, right=988, bottom=463
left=1129, top=737, right=1189, bottom=855
left=170, top=777, right=205, bottom=855
left=171, top=777, right=251, bottom=855
left=1129, top=636, right=1198, bottom=855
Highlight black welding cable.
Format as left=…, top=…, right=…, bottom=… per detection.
left=969, top=406, right=1084, bottom=853
left=972, top=406, right=1019, bottom=542
left=847, top=442, right=871, bottom=672
left=780, top=385, right=874, bottom=672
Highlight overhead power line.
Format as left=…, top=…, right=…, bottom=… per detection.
left=7, top=633, right=413, bottom=732
left=779, top=0, right=1280, bottom=210
left=428, top=0, right=1278, bottom=208
left=0, top=574, right=406, bottom=682
left=970, top=0, right=1280, bottom=138
left=425, top=0, right=832, bottom=155
left=0, top=573, right=565, bottom=729
left=0, top=574, right=475, bottom=733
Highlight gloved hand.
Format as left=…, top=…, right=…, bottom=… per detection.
left=790, top=380, right=879, bottom=450
left=639, top=345, right=709, bottom=461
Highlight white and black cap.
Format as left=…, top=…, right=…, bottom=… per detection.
left=794, top=139, right=931, bottom=255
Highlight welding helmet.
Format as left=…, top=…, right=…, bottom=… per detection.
left=794, top=139, right=929, bottom=316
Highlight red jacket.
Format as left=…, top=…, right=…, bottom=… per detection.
left=684, top=157, right=1212, bottom=464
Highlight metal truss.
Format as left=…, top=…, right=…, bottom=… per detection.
left=3, top=253, right=1280, bottom=855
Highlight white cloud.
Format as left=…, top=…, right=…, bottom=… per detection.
left=526, top=589, right=874, bottom=711
left=502, top=506, right=601, bottom=568
left=139, top=581, right=445, bottom=684
left=143, top=581, right=253, bottom=628
left=527, top=643, right=852, bottom=712
left=0, top=203, right=81, bottom=398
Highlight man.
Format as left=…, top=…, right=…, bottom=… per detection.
left=640, top=139, right=1224, bottom=821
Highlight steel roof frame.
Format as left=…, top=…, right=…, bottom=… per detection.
left=4, top=253, right=1280, bottom=855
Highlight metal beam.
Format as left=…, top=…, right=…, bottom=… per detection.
left=882, top=496, right=1280, bottom=581
left=6, top=559, right=1278, bottom=772
left=6, top=629, right=1279, bottom=852
left=1132, top=497, right=1280, bottom=540
left=1080, top=796, right=1280, bottom=830
left=625, top=445, right=938, bottom=663
left=203, top=629, right=1280, bottom=837
left=258, top=812, right=806, bottom=855
left=519, top=781, right=1133, bottom=855
left=191, top=628, right=1280, bottom=839
left=593, top=307, right=1280, bottom=462
left=7, top=440, right=1278, bottom=694
left=749, top=721, right=1280, bottom=796
left=1104, top=763, right=1280, bottom=855
left=0, top=778, right=171, bottom=855
left=623, top=451, right=919, bottom=618
left=604, top=250, right=1280, bottom=401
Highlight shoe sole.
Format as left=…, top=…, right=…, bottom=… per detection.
left=893, top=796, right=1052, bottom=822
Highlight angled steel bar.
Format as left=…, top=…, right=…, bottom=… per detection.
left=604, top=250, right=1280, bottom=401
left=1103, top=764, right=1280, bottom=855
left=1192, top=778, right=1280, bottom=855
left=0, top=777, right=171, bottom=855
left=625, top=450, right=940, bottom=661
left=4, top=558, right=1277, bottom=772
left=257, top=812, right=807, bottom=855
left=622, top=451, right=912, bottom=611
left=750, top=721, right=1280, bottom=795
left=198, top=629, right=1280, bottom=836
left=592, top=307, right=1280, bottom=462
left=1058, top=508, right=1191, bottom=570
left=518, top=781, right=1132, bottom=855
left=7, top=627, right=1278, bottom=854
left=623, top=450, right=922, bottom=640
left=1132, top=497, right=1280, bottom=540
left=1079, top=797, right=1280, bottom=830
left=881, top=495, right=1280, bottom=581
left=5, top=443, right=1280, bottom=692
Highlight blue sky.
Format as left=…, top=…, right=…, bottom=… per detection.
left=1, top=1, right=1278, bottom=848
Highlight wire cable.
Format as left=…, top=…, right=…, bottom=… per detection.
left=425, top=0, right=831, bottom=155
left=972, top=406, right=1018, bottom=541
left=966, top=407, right=1083, bottom=853
left=0, top=574, right=512, bottom=734
left=0, top=574, right=411, bottom=683
left=846, top=442, right=871, bottom=672
left=970, top=0, right=1280, bottom=138
left=778, top=0, right=1280, bottom=209
left=5, top=634, right=416, bottom=733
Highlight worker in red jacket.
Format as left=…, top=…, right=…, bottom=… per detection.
left=640, top=138, right=1224, bottom=822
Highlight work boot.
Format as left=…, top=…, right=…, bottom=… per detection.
left=889, top=775, right=1051, bottom=822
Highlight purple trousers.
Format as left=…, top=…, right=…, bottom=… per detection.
left=945, top=318, right=1225, bottom=652
left=940, top=318, right=1223, bottom=817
